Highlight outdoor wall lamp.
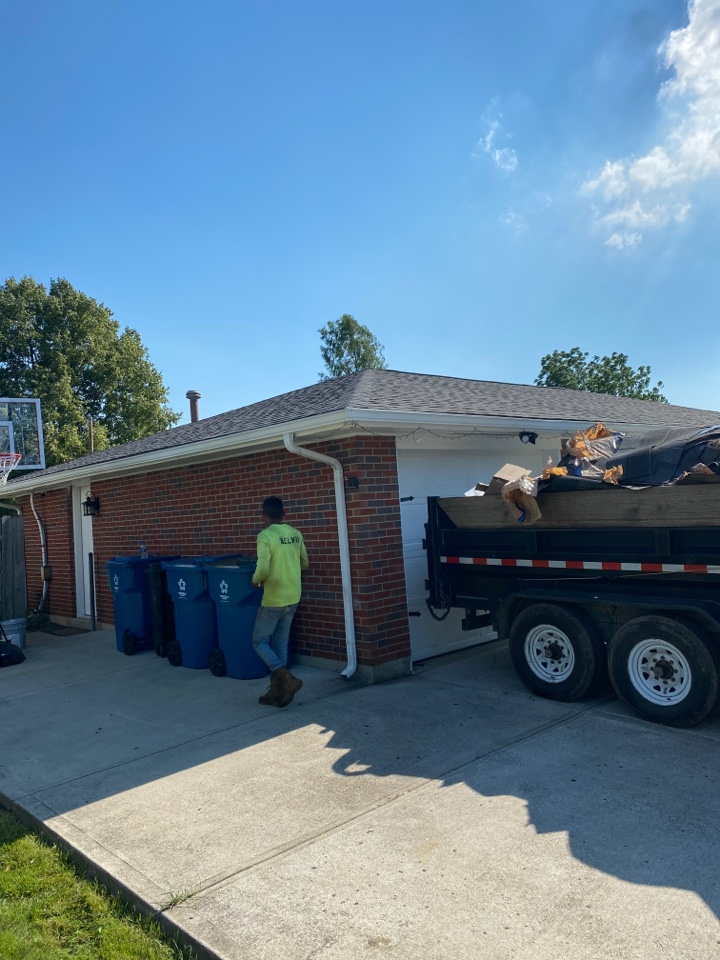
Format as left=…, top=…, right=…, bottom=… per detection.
left=82, top=494, right=100, bottom=517
left=519, top=431, right=538, bottom=445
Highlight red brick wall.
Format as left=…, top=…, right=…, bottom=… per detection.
left=19, top=436, right=411, bottom=668
left=20, top=488, right=76, bottom=619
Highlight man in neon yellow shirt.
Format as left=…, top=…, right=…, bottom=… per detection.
left=252, top=496, right=309, bottom=707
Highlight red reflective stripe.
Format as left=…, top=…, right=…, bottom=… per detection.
left=442, top=557, right=719, bottom=574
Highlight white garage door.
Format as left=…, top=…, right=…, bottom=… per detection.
left=396, top=440, right=558, bottom=662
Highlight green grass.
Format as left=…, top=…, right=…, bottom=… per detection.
left=0, top=806, right=193, bottom=960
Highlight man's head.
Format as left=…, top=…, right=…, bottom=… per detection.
left=261, top=496, right=284, bottom=526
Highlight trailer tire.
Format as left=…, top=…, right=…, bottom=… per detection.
left=608, top=616, right=720, bottom=728
left=509, top=604, right=604, bottom=701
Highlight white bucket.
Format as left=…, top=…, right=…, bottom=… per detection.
left=1, top=618, right=27, bottom=650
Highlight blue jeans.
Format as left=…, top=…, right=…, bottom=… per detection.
left=252, top=604, right=298, bottom=673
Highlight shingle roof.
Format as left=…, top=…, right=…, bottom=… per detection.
left=9, top=368, right=720, bottom=486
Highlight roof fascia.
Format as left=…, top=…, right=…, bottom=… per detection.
left=345, top=409, right=663, bottom=434
left=7, top=409, right=353, bottom=494
left=7, top=405, right=700, bottom=495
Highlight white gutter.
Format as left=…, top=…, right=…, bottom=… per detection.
left=7, top=410, right=356, bottom=495
left=7, top=405, right=697, bottom=497
left=283, top=432, right=357, bottom=679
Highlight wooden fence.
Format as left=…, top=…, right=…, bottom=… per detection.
left=0, top=515, right=27, bottom=620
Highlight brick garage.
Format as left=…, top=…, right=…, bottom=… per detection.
left=17, top=435, right=412, bottom=676
left=10, top=368, right=718, bottom=676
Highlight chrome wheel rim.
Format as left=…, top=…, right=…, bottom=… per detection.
left=627, top=638, right=692, bottom=706
left=524, top=625, right=575, bottom=683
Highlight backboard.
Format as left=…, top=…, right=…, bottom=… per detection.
left=0, top=398, right=45, bottom=471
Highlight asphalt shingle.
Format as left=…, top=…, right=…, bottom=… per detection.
left=9, top=369, right=720, bottom=486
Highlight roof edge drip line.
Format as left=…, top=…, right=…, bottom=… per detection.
left=283, top=432, right=357, bottom=679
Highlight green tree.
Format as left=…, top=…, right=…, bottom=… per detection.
left=0, top=276, right=180, bottom=466
left=318, top=314, right=387, bottom=381
left=535, top=347, right=668, bottom=403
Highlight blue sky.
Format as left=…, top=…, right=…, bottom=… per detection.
left=1, top=0, right=718, bottom=423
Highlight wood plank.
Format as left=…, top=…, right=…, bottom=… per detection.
left=1, top=516, right=27, bottom=620
left=439, top=485, right=720, bottom=530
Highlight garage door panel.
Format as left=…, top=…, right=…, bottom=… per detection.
left=397, top=447, right=499, bottom=661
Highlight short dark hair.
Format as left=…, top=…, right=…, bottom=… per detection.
left=262, top=496, right=284, bottom=521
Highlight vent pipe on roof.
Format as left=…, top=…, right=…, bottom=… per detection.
left=186, top=390, right=201, bottom=423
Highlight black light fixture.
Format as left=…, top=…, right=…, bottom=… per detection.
left=519, top=431, right=538, bottom=445
left=82, top=493, right=100, bottom=517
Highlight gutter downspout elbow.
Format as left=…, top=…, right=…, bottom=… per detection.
left=283, top=433, right=357, bottom=678
left=30, top=493, right=49, bottom=613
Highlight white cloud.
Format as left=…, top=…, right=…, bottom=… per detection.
left=500, top=208, right=528, bottom=232
left=605, top=232, right=642, bottom=250
left=583, top=0, right=720, bottom=247
left=473, top=116, right=519, bottom=175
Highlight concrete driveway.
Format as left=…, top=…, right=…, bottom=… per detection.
left=1, top=630, right=719, bottom=960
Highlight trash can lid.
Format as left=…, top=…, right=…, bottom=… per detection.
left=108, top=554, right=180, bottom=566
left=201, top=555, right=255, bottom=568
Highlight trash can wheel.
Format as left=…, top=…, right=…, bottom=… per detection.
left=209, top=649, right=227, bottom=677
left=122, top=629, right=137, bottom=656
left=167, top=640, right=183, bottom=667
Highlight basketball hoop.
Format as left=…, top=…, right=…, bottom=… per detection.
left=0, top=453, right=21, bottom=485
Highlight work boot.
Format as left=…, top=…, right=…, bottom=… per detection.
left=258, top=669, right=283, bottom=706
left=275, top=666, right=303, bottom=707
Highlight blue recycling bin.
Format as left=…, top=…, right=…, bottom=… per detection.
left=106, top=556, right=180, bottom=655
left=162, top=555, right=248, bottom=669
left=204, top=559, right=266, bottom=679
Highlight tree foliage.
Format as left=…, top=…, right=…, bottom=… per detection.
left=535, top=347, right=668, bottom=403
left=0, top=276, right=180, bottom=466
left=318, top=314, right=387, bottom=381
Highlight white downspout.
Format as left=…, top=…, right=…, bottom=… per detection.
left=283, top=432, right=357, bottom=678
left=30, top=493, right=49, bottom=613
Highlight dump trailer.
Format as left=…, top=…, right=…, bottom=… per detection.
left=425, top=484, right=720, bottom=727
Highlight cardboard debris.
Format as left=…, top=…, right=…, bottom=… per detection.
left=464, top=482, right=488, bottom=497
left=501, top=474, right=542, bottom=524
left=486, top=464, right=532, bottom=496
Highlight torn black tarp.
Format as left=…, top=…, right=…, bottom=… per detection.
left=606, top=425, right=720, bottom=486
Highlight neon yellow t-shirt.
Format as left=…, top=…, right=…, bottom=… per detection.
left=252, top=523, right=309, bottom=607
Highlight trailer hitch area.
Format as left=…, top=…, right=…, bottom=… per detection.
left=462, top=610, right=493, bottom=632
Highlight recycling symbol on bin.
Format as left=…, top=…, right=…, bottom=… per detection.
left=220, top=580, right=229, bottom=602
left=113, top=574, right=119, bottom=590
left=178, top=577, right=186, bottom=595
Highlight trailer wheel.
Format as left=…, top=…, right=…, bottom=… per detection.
left=608, top=616, right=719, bottom=728
left=509, top=604, right=604, bottom=701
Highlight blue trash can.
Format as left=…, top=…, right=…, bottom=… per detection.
left=205, top=558, right=266, bottom=679
left=106, top=556, right=180, bottom=655
left=162, top=555, right=249, bottom=669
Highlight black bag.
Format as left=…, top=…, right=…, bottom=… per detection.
left=0, top=623, right=26, bottom=667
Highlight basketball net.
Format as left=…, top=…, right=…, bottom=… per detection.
left=0, top=453, right=21, bottom=486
